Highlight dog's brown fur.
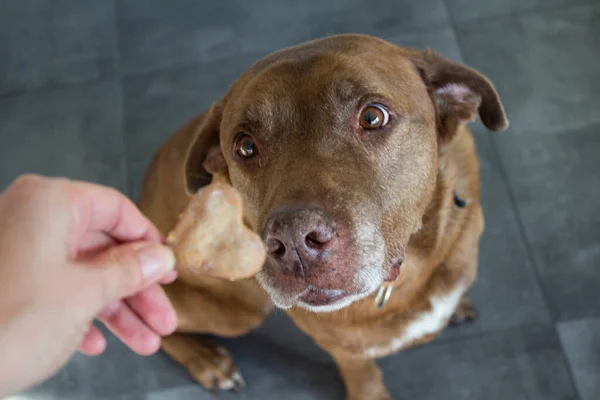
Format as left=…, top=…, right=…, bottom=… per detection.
left=138, top=34, right=507, bottom=399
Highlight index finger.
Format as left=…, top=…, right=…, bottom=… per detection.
left=67, top=180, right=162, bottom=250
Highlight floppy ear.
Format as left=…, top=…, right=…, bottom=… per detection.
left=408, top=49, right=509, bottom=142
left=183, top=101, right=229, bottom=195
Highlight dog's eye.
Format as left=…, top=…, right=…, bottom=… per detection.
left=234, top=133, right=258, bottom=159
left=359, top=103, right=390, bottom=130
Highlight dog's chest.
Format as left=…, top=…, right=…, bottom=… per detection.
left=363, top=281, right=466, bottom=358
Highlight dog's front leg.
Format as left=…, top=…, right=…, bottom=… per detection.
left=161, top=333, right=245, bottom=392
left=331, top=351, right=391, bottom=400
left=160, top=279, right=271, bottom=392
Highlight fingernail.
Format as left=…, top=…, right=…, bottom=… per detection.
left=135, top=244, right=176, bottom=281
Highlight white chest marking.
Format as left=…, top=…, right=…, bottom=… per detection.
left=364, top=282, right=466, bottom=358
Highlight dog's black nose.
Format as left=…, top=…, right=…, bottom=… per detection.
left=263, top=207, right=337, bottom=274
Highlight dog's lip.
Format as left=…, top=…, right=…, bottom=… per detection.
left=297, top=288, right=349, bottom=306
left=384, top=257, right=403, bottom=282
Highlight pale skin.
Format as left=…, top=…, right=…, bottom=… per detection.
left=0, top=175, right=179, bottom=397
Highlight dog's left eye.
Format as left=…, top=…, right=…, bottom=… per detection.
left=359, top=103, right=390, bottom=130
left=234, top=133, right=258, bottom=159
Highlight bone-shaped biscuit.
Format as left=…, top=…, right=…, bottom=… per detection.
left=165, top=181, right=265, bottom=281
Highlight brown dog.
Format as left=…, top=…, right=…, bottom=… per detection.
left=138, top=34, right=508, bottom=399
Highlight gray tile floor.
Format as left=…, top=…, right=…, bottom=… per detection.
left=1, top=1, right=599, bottom=399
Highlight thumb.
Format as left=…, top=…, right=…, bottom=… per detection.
left=82, top=241, right=176, bottom=305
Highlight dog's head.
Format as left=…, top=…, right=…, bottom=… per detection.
left=183, top=35, right=507, bottom=312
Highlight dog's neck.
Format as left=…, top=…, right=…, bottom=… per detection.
left=376, top=151, right=466, bottom=308
left=415, top=152, right=462, bottom=243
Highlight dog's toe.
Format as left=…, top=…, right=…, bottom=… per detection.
left=183, top=341, right=245, bottom=392
left=214, top=371, right=245, bottom=391
left=217, top=376, right=236, bottom=391
left=232, top=371, right=246, bottom=390
left=449, top=297, right=479, bottom=327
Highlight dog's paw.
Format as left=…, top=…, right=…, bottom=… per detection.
left=449, top=297, right=479, bottom=326
left=183, top=341, right=245, bottom=392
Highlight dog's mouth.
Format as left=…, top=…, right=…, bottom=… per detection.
left=292, top=286, right=374, bottom=312
left=298, top=287, right=350, bottom=306
left=257, top=255, right=404, bottom=312
left=256, top=270, right=378, bottom=312
left=294, top=257, right=403, bottom=309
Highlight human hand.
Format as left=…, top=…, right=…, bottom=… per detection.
left=0, top=175, right=178, bottom=396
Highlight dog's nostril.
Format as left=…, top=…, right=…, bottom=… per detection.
left=267, top=238, right=286, bottom=257
left=305, top=230, right=332, bottom=249
left=305, top=235, right=321, bottom=249
left=274, top=246, right=286, bottom=257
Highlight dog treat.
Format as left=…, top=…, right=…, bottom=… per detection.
left=165, top=181, right=266, bottom=280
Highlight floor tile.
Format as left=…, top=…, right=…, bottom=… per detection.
left=446, top=0, right=591, bottom=23
left=386, top=27, right=463, bottom=62
left=457, top=4, right=600, bottom=136
left=123, top=54, right=260, bottom=201
left=24, top=323, right=577, bottom=399
left=494, top=124, right=600, bottom=321
left=558, top=318, right=600, bottom=400
left=158, top=331, right=343, bottom=400
left=299, top=0, right=450, bottom=41
left=245, top=311, right=334, bottom=364
left=116, top=0, right=449, bottom=75
left=0, top=0, right=118, bottom=95
left=0, top=80, right=125, bottom=192
left=382, top=324, right=578, bottom=399
left=19, top=319, right=341, bottom=400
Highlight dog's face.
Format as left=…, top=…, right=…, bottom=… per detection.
left=185, top=35, right=507, bottom=312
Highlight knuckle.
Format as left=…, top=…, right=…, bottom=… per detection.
left=4, top=175, right=50, bottom=207
left=9, top=174, right=73, bottom=204
left=11, top=174, right=44, bottom=192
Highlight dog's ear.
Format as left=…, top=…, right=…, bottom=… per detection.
left=183, top=102, right=229, bottom=195
left=408, top=49, right=509, bottom=142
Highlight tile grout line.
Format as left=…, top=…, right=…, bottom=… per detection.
left=434, top=321, right=554, bottom=348
left=5, top=0, right=594, bottom=100
left=488, top=134, right=584, bottom=400
left=487, top=134, right=561, bottom=322
left=443, top=0, right=584, bottom=397
left=0, top=74, right=115, bottom=101
left=433, top=319, right=586, bottom=400
left=113, top=24, right=450, bottom=81
left=556, top=321, right=587, bottom=400
left=439, top=0, right=466, bottom=64
left=447, top=0, right=598, bottom=30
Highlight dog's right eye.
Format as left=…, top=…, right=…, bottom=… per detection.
left=234, top=133, right=258, bottom=159
left=359, top=103, right=390, bottom=130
